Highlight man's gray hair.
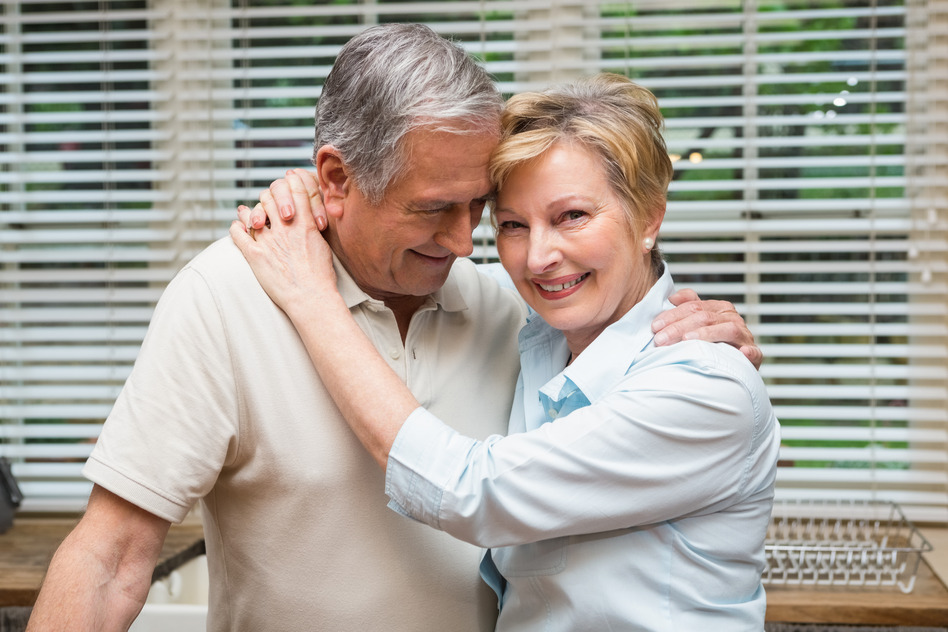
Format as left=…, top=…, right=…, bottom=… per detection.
left=314, top=23, right=503, bottom=204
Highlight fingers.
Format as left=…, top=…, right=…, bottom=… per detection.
left=246, top=179, right=294, bottom=230
left=655, top=319, right=754, bottom=354
left=259, top=186, right=282, bottom=226
left=667, top=287, right=700, bottom=306
left=241, top=188, right=274, bottom=230
left=290, top=168, right=319, bottom=192
left=269, top=176, right=297, bottom=221
left=740, top=345, right=764, bottom=371
left=654, top=314, right=736, bottom=347
left=237, top=170, right=322, bottom=233
left=293, top=169, right=329, bottom=231
left=653, top=298, right=739, bottom=334
left=229, top=219, right=254, bottom=253
left=651, top=298, right=763, bottom=369
left=283, top=170, right=324, bottom=231
left=652, top=299, right=707, bottom=337
left=237, top=204, right=255, bottom=228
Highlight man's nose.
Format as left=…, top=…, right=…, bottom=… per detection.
left=435, top=207, right=475, bottom=258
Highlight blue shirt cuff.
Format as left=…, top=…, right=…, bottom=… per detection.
left=384, top=407, right=477, bottom=528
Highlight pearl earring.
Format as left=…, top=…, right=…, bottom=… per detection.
left=643, top=236, right=654, bottom=251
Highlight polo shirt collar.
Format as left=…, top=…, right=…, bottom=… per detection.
left=331, top=252, right=469, bottom=313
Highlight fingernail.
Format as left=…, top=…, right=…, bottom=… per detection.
left=651, top=318, right=665, bottom=332
left=280, top=205, right=293, bottom=220
left=315, top=216, right=327, bottom=231
left=653, top=332, right=668, bottom=346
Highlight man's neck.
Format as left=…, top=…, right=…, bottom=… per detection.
left=326, top=232, right=427, bottom=343
left=383, top=295, right=427, bottom=343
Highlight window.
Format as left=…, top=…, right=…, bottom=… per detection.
left=2, top=0, right=946, bottom=522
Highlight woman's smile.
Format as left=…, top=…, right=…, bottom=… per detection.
left=534, top=272, right=590, bottom=297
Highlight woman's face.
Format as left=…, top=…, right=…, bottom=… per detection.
left=494, top=142, right=660, bottom=356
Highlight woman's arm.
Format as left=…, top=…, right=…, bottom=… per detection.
left=229, top=212, right=417, bottom=469
left=242, top=171, right=764, bottom=369
left=385, top=346, right=777, bottom=547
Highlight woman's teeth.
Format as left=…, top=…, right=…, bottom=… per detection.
left=538, top=273, right=589, bottom=292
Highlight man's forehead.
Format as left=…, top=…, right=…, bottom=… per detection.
left=402, top=123, right=499, bottom=156
left=370, top=121, right=496, bottom=206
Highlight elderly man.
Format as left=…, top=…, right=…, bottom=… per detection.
left=28, top=24, right=757, bottom=632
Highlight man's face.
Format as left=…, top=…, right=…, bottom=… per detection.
left=331, top=124, right=498, bottom=304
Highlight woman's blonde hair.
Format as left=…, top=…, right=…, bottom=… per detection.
left=490, top=73, right=673, bottom=269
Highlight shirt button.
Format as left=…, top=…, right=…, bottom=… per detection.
left=547, top=408, right=558, bottom=419
left=390, top=349, right=401, bottom=360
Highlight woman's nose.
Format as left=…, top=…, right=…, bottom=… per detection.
left=527, top=229, right=561, bottom=274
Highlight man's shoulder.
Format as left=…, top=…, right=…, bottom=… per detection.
left=170, top=237, right=260, bottom=293
left=448, top=258, right=525, bottom=315
left=448, top=256, right=490, bottom=284
left=181, top=237, right=249, bottom=276
left=158, top=237, right=272, bottom=319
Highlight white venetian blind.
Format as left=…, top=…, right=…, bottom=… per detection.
left=1, top=0, right=946, bottom=522
left=589, top=0, right=948, bottom=524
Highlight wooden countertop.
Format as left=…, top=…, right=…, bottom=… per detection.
left=765, top=555, right=948, bottom=626
left=765, top=525, right=948, bottom=625
left=2, top=518, right=946, bottom=624
left=0, top=518, right=205, bottom=608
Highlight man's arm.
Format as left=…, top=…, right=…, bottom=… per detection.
left=651, top=288, right=762, bottom=369
left=27, top=484, right=171, bottom=632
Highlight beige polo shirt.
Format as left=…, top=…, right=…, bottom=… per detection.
left=84, top=238, right=525, bottom=631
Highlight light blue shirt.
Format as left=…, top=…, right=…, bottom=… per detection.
left=386, top=265, right=781, bottom=631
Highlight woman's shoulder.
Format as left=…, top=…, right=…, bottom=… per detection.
left=623, top=340, right=775, bottom=425
left=636, top=339, right=762, bottom=384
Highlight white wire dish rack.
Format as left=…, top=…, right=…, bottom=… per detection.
left=763, top=499, right=933, bottom=593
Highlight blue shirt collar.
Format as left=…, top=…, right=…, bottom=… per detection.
left=520, top=263, right=674, bottom=411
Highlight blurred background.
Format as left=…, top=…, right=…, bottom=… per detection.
left=0, top=0, right=946, bottom=525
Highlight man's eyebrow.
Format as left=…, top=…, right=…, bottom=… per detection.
left=413, top=194, right=494, bottom=210
left=412, top=200, right=456, bottom=211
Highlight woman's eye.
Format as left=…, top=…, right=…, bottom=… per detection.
left=498, top=220, right=525, bottom=230
left=564, top=210, right=586, bottom=221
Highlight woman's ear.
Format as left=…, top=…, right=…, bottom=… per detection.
left=644, top=204, right=667, bottom=244
left=315, top=145, right=349, bottom=219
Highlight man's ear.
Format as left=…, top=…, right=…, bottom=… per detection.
left=315, top=145, right=349, bottom=219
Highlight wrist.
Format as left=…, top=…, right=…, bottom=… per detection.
left=284, top=284, right=347, bottom=324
